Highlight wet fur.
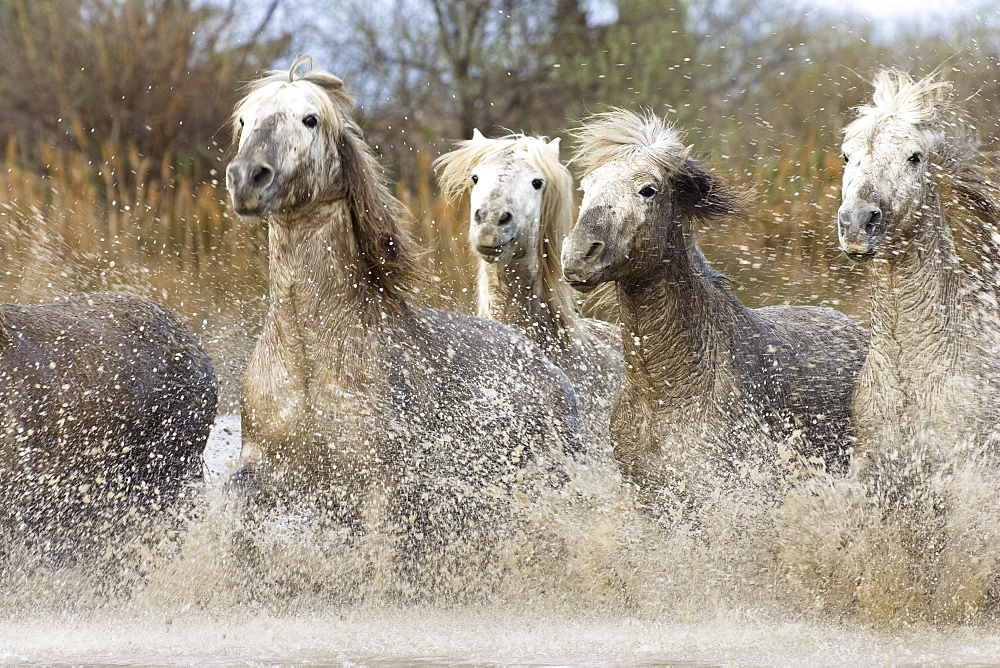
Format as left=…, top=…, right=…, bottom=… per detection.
left=0, top=292, right=217, bottom=555
left=435, top=133, right=623, bottom=447
left=565, top=109, right=868, bottom=510
left=840, top=69, right=1000, bottom=469
left=227, top=59, right=590, bottom=590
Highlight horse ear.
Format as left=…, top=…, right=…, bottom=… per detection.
left=472, top=128, right=485, bottom=141
left=547, top=137, right=561, bottom=159
left=289, top=55, right=314, bottom=81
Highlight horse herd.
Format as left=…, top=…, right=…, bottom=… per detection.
left=3, top=57, right=999, bottom=600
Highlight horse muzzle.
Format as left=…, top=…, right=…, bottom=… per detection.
left=837, top=200, right=886, bottom=261
left=227, top=159, right=278, bottom=216
left=472, top=222, right=517, bottom=261
left=561, top=238, right=608, bottom=292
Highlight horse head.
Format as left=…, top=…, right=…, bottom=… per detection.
left=563, top=108, right=736, bottom=290
left=467, top=133, right=550, bottom=263
left=226, top=56, right=353, bottom=217
left=227, top=56, right=424, bottom=304
left=838, top=69, right=953, bottom=261
left=436, top=131, right=573, bottom=271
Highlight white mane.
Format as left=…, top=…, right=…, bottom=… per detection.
left=435, top=133, right=580, bottom=339
left=571, top=108, right=691, bottom=177
left=844, top=69, right=953, bottom=145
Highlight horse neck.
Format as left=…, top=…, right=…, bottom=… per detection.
left=616, top=237, right=729, bottom=401
left=867, top=188, right=968, bottom=369
left=267, top=202, right=391, bottom=354
left=476, top=250, right=579, bottom=358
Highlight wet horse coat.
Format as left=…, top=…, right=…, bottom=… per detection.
left=435, top=132, right=623, bottom=448
left=838, top=68, right=1000, bottom=466
left=225, top=59, right=594, bottom=588
left=562, top=109, right=868, bottom=510
left=0, top=291, right=217, bottom=553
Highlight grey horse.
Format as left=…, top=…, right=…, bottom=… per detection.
left=562, top=109, right=868, bottom=513
left=0, top=291, right=216, bottom=562
left=225, top=57, right=608, bottom=597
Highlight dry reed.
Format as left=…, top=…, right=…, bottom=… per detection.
left=0, top=136, right=869, bottom=408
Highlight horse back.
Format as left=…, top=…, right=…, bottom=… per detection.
left=410, top=307, right=586, bottom=454
left=752, top=304, right=868, bottom=467
left=0, top=292, right=217, bottom=528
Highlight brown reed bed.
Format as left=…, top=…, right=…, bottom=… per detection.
left=0, top=138, right=869, bottom=408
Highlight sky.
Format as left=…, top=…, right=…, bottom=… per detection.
left=585, top=0, right=996, bottom=30
left=806, top=0, right=996, bottom=26
left=809, top=0, right=984, bottom=21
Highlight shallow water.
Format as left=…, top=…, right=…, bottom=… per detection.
left=4, top=604, right=1000, bottom=664
left=4, top=416, right=1000, bottom=665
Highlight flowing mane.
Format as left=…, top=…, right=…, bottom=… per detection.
left=572, top=108, right=744, bottom=224
left=435, top=133, right=580, bottom=337
left=572, top=108, right=691, bottom=178
left=844, top=68, right=953, bottom=145
left=562, top=107, right=868, bottom=513
left=845, top=68, right=1000, bottom=286
left=231, top=56, right=426, bottom=304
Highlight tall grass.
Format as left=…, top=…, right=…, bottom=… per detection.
left=0, top=139, right=266, bottom=409
left=0, top=136, right=869, bottom=409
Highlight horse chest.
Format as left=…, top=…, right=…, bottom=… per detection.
left=242, top=326, right=406, bottom=470
left=855, top=335, right=984, bottom=445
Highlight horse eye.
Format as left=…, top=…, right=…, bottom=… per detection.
left=908, top=152, right=922, bottom=165
left=471, top=174, right=479, bottom=184
left=531, top=178, right=543, bottom=190
left=239, top=118, right=244, bottom=128
left=303, top=114, right=319, bottom=128
left=841, top=153, right=849, bottom=164
left=639, top=185, right=657, bottom=198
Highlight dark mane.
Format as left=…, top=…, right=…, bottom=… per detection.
left=336, top=121, right=428, bottom=304
left=935, top=132, right=1000, bottom=289
left=672, top=157, right=748, bottom=226
left=573, top=108, right=747, bottom=226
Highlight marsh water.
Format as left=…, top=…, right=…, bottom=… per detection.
left=0, top=416, right=999, bottom=665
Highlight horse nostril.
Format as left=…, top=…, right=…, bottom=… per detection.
left=583, top=241, right=604, bottom=260
left=864, top=209, right=881, bottom=235
left=497, top=211, right=512, bottom=226
left=474, top=209, right=483, bottom=224
left=251, top=164, right=274, bottom=187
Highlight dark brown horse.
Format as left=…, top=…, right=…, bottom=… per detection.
left=0, top=291, right=217, bottom=561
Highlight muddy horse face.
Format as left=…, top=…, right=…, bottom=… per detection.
left=563, top=109, right=739, bottom=291
left=227, top=57, right=350, bottom=217
left=466, top=145, right=548, bottom=263
left=837, top=70, right=953, bottom=261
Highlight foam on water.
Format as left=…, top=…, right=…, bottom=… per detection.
left=3, top=417, right=1000, bottom=664
left=4, top=601, right=1000, bottom=664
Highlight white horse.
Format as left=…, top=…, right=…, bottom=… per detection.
left=829, top=68, right=1000, bottom=621
left=839, top=68, right=1000, bottom=463
left=435, top=131, right=622, bottom=444
left=225, top=57, right=601, bottom=594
